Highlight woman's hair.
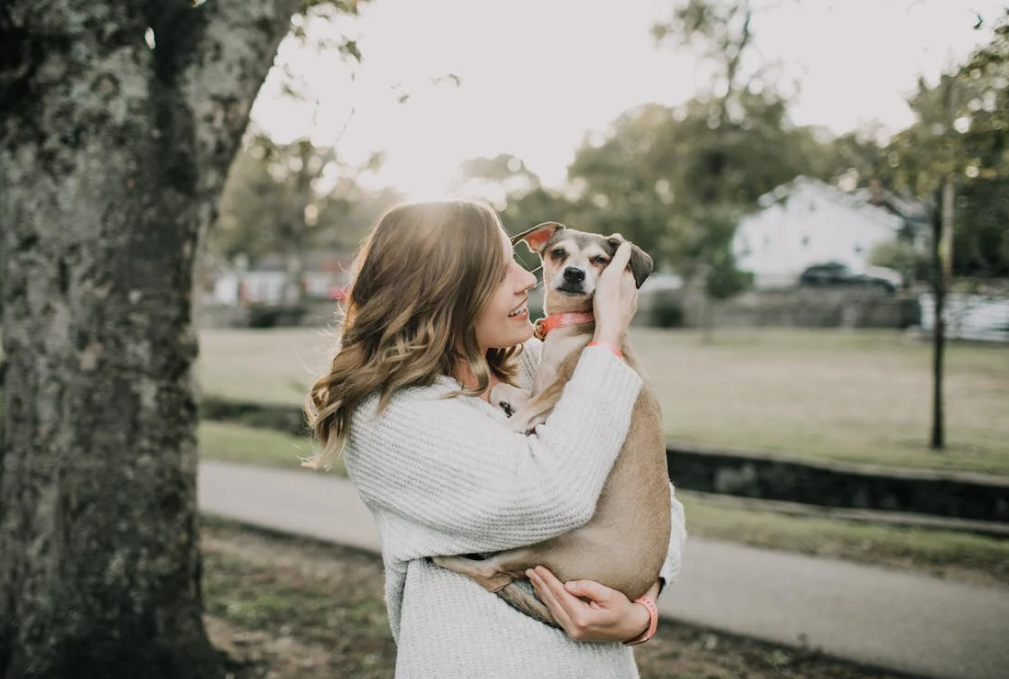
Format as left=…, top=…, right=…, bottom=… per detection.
left=303, top=200, right=522, bottom=470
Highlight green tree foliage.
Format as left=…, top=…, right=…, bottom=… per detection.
left=880, top=9, right=1009, bottom=278
left=209, top=136, right=401, bottom=264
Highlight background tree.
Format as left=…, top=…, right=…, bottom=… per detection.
left=0, top=2, right=366, bottom=676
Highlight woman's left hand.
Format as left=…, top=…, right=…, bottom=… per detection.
left=526, top=566, right=656, bottom=643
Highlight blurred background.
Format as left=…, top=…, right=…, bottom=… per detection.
left=3, top=1, right=1008, bottom=678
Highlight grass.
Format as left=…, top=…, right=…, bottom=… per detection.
left=634, top=328, right=1009, bottom=476
left=202, top=518, right=910, bottom=679
left=197, top=326, right=1009, bottom=476
left=198, top=420, right=1009, bottom=587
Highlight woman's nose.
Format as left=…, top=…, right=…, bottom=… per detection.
left=522, top=268, right=536, bottom=290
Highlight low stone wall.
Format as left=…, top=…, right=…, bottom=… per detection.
left=668, top=443, right=1009, bottom=523
left=642, top=287, right=922, bottom=329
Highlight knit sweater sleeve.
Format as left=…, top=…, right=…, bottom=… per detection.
left=344, top=345, right=642, bottom=558
left=658, top=483, right=687, bottom=596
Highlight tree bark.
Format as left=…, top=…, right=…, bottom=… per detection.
left=0, top=1, right=299, bottom=677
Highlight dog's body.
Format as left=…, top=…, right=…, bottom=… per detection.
left=433, top=223, right=671, bottom=627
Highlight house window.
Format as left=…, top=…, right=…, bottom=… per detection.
left=854, top=243, right=863, bottom=254
left=801, top=235, right=809, bottom=248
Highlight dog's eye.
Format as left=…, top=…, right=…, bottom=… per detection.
left=593, top=256, right=609, bottom=265
left=550, top=248, right=566, bottom=259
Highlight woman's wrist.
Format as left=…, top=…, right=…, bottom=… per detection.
left=587, top=339, right=623, bottom=358
left=591, top=327, right=624, bottom=350
left=623, top=595, right=659, bottom=646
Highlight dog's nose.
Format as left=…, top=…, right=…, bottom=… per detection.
left=563, top=267, right=585, bottom=284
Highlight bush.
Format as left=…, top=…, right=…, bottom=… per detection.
left=651, top=293, right=685, bottom=328
left=247, top=305, right=306, bottom=328
left=870, top=240, right=929, bottom=285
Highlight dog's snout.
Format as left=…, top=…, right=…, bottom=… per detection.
left=563, top=267, right=585, bottom=284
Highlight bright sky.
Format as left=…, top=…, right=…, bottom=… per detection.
left=252, top=0, right=1008, bottom=199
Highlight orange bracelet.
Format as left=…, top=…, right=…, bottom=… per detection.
left=623, top=595, right=658, bottom=646
left=586, top=340, right=623, bottom=359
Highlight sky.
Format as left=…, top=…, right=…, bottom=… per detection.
left=251, top=0, right=1008, bottom=199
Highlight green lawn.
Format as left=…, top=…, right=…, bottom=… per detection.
left=199, top=420, right=346, bottom=476
left=198, top=326, right=1009, bottom=476
left=198, top=420, right=1009, bottom=587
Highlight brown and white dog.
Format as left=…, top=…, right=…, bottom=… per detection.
left=433, top=222, right=671, bottom=627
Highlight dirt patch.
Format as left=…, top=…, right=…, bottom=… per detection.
left=202, top=518, right=915, bottom=679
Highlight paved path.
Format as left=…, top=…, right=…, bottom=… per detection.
left=199, top=461, right=1009, bottom=679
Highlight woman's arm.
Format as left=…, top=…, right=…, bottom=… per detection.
left=528, top=483, right=687, bottom=642
left=344, top=345, right=642, bottom=557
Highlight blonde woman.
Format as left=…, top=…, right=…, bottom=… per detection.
left=306, top=200, right=686, bottom=679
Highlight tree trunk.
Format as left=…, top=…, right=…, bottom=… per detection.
left=931, top=188, right=946, bottom=450
left=0, top=2, right=299, bottom=677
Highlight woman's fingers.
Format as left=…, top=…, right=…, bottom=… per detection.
left=609, top=241, right=633, bottom=269
left=562, top=579, right=616, bottom=604
left=527, top=568, right=576, bottom=631
left=593, top=242, right=640, bottom=347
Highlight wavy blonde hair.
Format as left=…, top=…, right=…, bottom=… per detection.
left=303, top=200, right=522, bottom=470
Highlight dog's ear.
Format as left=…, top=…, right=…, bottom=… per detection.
left=512, top=222, right=565, bottom=255
left=607, top=234, right=653, bottom=288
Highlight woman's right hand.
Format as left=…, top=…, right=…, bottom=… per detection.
left=592, top=242, right=639, bottom=348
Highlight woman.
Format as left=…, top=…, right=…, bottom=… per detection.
left=305, top=200, right=686, bottom=678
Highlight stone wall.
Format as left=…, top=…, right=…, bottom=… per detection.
left=641, top=287, right=921, bottom=329
left=667, top=444, right=1009, bottom=523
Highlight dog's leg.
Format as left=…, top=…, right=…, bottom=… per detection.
left=431, top=554, right=519, bottom=592
left=496, top=582, right=559, bottom=628
left=432, top=555, right=561, bottom=628
left=489, top=383, right=532, bottom=422
left=505, top=379, right=564, bottom=433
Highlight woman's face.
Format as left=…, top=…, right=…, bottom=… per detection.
left=473, top=229, right=537, bottom=351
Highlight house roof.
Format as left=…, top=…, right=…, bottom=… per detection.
left=756, top=176, right=929, bottom=235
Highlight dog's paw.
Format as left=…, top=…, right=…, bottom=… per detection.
left=490, top=383, right=520, bottom=417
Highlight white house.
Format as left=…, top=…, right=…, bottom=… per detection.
left=732, top=176, right=921, bottom=289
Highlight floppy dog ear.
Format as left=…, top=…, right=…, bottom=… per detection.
left=607, top=234, right=653, bottom=288
left=512, top=222, right=565, bottom=255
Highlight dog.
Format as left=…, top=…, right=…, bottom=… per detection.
left=432, top=222, right=671, bottom=628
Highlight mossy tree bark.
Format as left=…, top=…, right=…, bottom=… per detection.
left=0, top=1, right=300, bottom=677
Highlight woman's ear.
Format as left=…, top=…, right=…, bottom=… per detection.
left=512, top=222, right=565, bottom=254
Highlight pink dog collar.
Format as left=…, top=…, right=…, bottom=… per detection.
left=533, top=312, right=595, bottom=340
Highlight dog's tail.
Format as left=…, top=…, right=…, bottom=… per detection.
left=496, top=583, right=560, bottom=629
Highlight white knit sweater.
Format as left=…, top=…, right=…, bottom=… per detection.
left=344, top=340, right=687, bottom=679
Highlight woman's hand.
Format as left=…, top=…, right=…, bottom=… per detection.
left=592, top=242, right=639, bottom=349
left=526, top=566, right=659, bottom=643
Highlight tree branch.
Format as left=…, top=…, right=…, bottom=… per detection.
left=181, top=0, right=303, bottom=190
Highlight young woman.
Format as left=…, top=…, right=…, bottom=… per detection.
left=305, top=200, right=686, bottom=678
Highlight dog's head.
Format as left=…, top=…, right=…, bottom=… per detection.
left=512, top=222, right=653, bottom=314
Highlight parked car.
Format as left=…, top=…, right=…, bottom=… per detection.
left=799, top=263, right=897, bottom=293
